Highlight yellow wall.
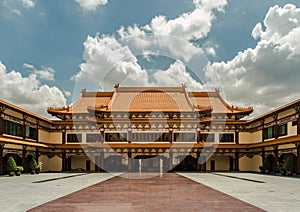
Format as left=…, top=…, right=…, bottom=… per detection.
left=288, top=121, right=297, bottom=136
left=49, top=132, right=62, bottom=144
left=239, top=155, right=262, bottom=172
left=71, top=156, right=93, bottom=170
left=39, top=130, right=50, bottom=143
left=39, top=155, right=62, bottom=172
left=239, top=132, right=252, bottom=144
left=207, top=156, right=229, bottom=171
left=251, top=131, right=262, bottom=143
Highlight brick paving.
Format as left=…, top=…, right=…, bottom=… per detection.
left=29, top=173, right=264, bottom=212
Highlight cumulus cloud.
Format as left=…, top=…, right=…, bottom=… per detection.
left=0, top=60, right=66, bottom=117
left=73, top=35, right=149, bottom=90
left=23, top=63, right=55, bottom=81
left=145, top=0, right=227, bottom=41
left=151, top=60, right=203, bottom=90
left=75, top=0, right=108, bottom=11
left=21, top=0, right=35, bottom=8
left=73, top=1, right=226, bottom=91
left=117, top=0, right=227, bottom=62
left=204, top=4, right=300, bottom=117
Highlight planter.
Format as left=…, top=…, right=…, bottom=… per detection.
left=30, top=169, right=35, bottom=175
left=8, top=171, right=15, bottom=177
left=15, top=171, right=21, bottom=176
left=286, top=171, right=293, bottom=176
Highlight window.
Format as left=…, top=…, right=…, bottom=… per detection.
left=105, top=133, right=127, bottom=142
left=219, top=133, right=234, bottom=143
left=263, top=127, right=274, bottom=139
left=86, top=133, right=102, bottom=143
left=67, top=134, right=82, bottom=143
left=199, top=133, right=215, bottom=142
left=173, top=133, right=196, bottom=142
left=3, top=120, right=23, bottom=137
left=278, top=124, right=287, bottom=137
left=25, top=125, right=37, bottom=140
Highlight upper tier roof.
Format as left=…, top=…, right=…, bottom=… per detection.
left=47, top=86, right=253, bottom=117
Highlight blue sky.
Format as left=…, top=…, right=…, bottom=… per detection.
left=1, top=0, right=300, bottom=117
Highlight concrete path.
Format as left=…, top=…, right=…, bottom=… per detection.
left=0, top=172, right=117, bottom=212
left=29, top=173, right=262, bottom=212
left=179, top=172, right=300, bottom=212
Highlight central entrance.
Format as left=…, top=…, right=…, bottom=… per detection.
left=134, top=155, right=166, bottom=172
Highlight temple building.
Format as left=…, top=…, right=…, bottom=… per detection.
left=0, top=85, right=300, bottom=174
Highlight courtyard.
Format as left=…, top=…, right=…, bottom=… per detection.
left=0, top=172, right=299, bottom=211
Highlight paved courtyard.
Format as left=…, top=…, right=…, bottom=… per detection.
left=0, top=172, right=299, bottom=211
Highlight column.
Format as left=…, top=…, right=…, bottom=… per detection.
left=0, top=144, right=4, bottom=174
left=261, top=120, right=265, bottom=142
left=297, top=145, right=300, bottom=174
left=35, top=147, right=39, bottom=162
left=274, top=147, right=278, bottom=172
left=0, top=114, right=3, bottom=135
left=36, top=121, right=39, bottom=143
left=62, top=151, right=66, bottom=171
left=234, top=151, right=239, bottom=171
left=127, top=128, right=132, bottom=143
left=128, top=151, right=132, bottom=172
left=100, top=129, right=104, bottom=142
left=22, top=146, right=26, bottom=171
left=169, top=151, right=173, bottom=171
left=196, top=129, right=200, bottom=143
left=62, top=130, right=66, bottom=144
left=235, top=131, right=239, bottom=144
left=169, top=129, right=173, bottom=143
left=196, top=150, right=200, bottom=171
left=262, top=148, right=265, bottom=164
left=297, top=117, right=300, bottom=135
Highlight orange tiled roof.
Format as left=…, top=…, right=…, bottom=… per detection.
left=48, top=86, right=253, bottom=116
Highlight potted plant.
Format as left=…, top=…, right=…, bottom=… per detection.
left=6, top=156, right=17, bottom=177
left=15, top=166, right=24, bottom=176
left=284, top=158, right=294, bottom=176
left=262, top=158, right=272, bottom=174
left=28, top=158, right=38, bottom=174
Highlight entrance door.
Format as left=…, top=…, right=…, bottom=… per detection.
left=229, top=156, right=234, bottom=171
left=210, top=160, right=215, bottom=171
left=86, top=160, right=91, bottom=171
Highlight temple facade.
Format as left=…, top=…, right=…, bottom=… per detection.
left=0, top=85, right=300, bottom=174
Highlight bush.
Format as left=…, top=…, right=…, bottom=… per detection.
left=28, top=158, right=38, bottom=170
left=284, top=158, right=294, bottom=173
left=6, top=156, right=17, bottom=172
left=262, top=158, right=272, bottom=172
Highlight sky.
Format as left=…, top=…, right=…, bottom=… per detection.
left=1, top=0, right=300, bottom=118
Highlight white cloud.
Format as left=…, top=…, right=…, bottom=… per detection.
left=23, top=63, right=55, bottom=81
left=151, top=60, right=203, bottom=91
left=73, top=1, right=227, bottom=91
left=21, top=0, right=35, bottom=8
left=0, top=60, right=66, bottom=117
left=145, top=0, right=227, bottom=41
left=204, top=4, right=300, bottom=117
left=75, top=0, right=108, bottom=11
left=73, top=35, right=149, bottom=90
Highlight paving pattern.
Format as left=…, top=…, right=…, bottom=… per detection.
left=29, top=173, right=264, bottom=212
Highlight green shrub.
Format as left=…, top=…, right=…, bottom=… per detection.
left=6, top=156, right=17, bottom=172
left=284, top=158, right=294, bottom=173
left=28, top=158, right=38, bottom=170
left=262, top=158, right=272, bottom=171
